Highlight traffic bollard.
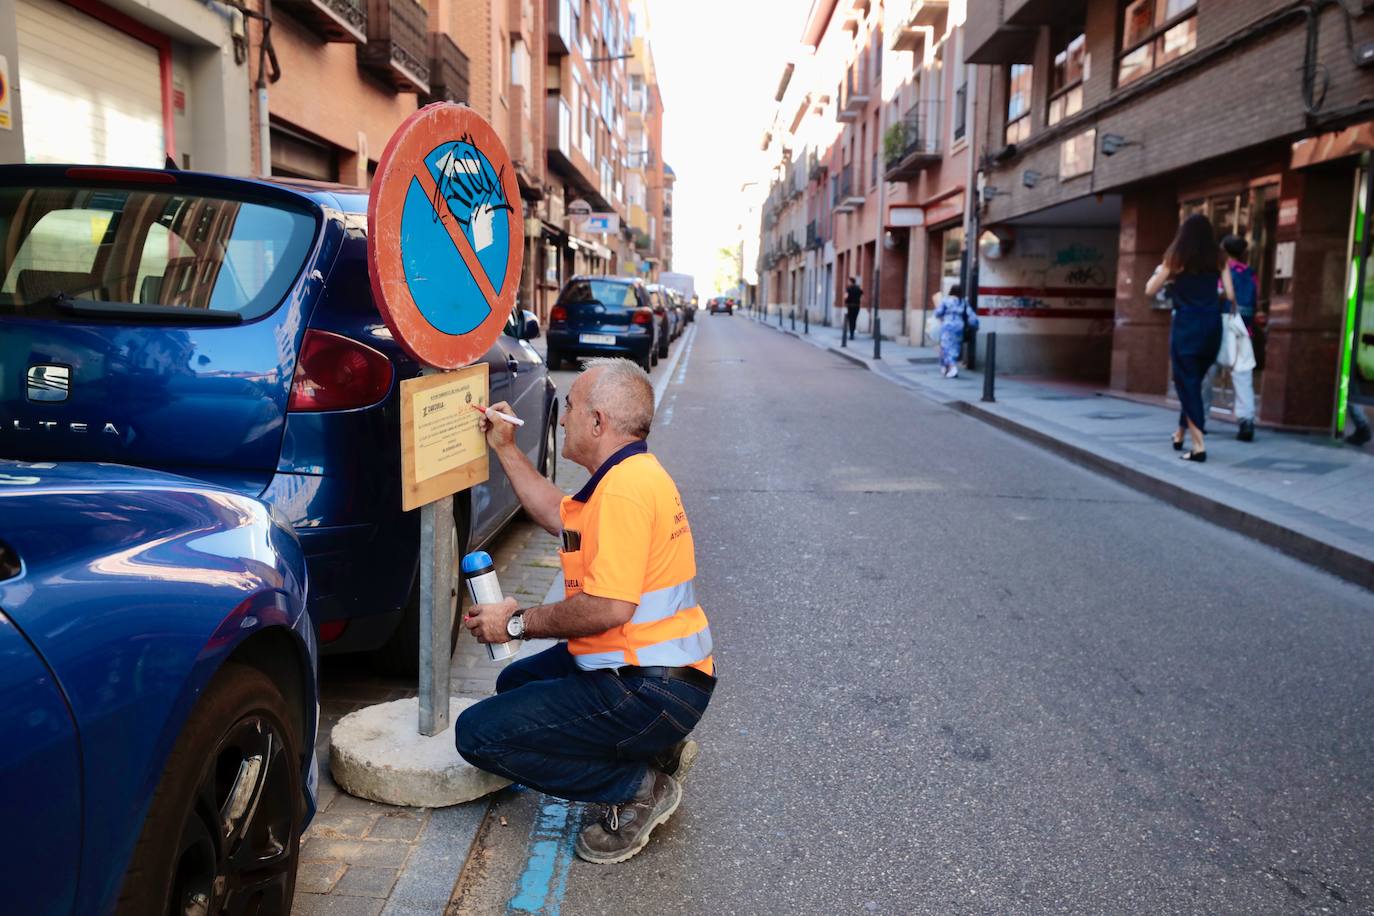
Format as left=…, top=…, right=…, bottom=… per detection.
left=873, top=312, right=882, bottom=360
left=841, top=318, right=848, bottom=347
left=804, top=308, right=809, bottom=334
left=791, top=308, right=796, bottom=331
left=982, top=332, right=997, bottom=403
left=779, top=307, right=784, bottom=328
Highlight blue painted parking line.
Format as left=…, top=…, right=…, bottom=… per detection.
left=506, top=797, right=584, bottom=915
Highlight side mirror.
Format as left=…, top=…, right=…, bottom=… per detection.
left=521, top=309, right=541, bottom=340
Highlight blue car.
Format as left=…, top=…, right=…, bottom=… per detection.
left=0, top=459, right=316, bottom=915
left=546, top=275, right=661, bottom=371
left=0, top=165, right=557, bottom=672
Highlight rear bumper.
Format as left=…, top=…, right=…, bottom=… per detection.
left=259, top=471, right=418, bottom=652
left=547, top=328, right=653, bottom=358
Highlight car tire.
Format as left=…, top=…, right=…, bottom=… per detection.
left=658, top=338, right=669, bottom=359
left=369, top=496, right=470, bottom=676
left=116, top=663, right=304, bottom=916
left=546, top=348, right=564, bottom=371
left=638, top=350, right=653, bottom=372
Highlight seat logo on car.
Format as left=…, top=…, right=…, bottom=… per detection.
left=26, top=365, right=69, bottom=402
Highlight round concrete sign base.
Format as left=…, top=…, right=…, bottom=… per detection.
left=329, top=696, right=511, bottom=808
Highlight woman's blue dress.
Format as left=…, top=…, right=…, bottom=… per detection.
left=1169, top=271, right=1223, bottom=432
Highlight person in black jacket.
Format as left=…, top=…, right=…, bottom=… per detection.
left=844, top=277, right=862, bottom=336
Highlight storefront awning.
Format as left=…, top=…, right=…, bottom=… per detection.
left=1292, top=121, right=1374, bottom=170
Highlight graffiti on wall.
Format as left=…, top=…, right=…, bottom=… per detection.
left=977, top=228, right=1117, bottom=319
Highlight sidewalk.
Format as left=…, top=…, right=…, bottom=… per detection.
left=293, top=459, right=585, bottom=916
left=756, top=311, right=1374, bottom=590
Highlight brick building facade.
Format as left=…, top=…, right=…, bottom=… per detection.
left=969, top=0, right=1374, bottom=430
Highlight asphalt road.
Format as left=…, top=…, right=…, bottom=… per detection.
left=453, top=314, right=1374, bottom=916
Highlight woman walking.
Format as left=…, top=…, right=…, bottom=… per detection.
left=1146, top=214, right=1235, bottom=462
left=933, top=284, right=977, bottom=378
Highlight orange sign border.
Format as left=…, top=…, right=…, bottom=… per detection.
left=368, top=103, right=525, bottom=370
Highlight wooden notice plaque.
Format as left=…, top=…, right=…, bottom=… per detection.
left=399, top=364, right=491, bottom=511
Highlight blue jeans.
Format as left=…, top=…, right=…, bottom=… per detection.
left=455, top=643, right=714, bottom=804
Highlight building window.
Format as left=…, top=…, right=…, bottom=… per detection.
left=1118, top=0, right=1197, bottom=87
left=1048, top=28, right=1085, bottom=126
left=1005, top=63, right=1032, bottom=146
left=952, top=29, right=967, bottom=145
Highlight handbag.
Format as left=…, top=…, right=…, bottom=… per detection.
left=1218, top=312, right=1242, bottom=369
left=1231, top=313, right=1257, bottom=372
left=924, top=312, right=942, bottom=343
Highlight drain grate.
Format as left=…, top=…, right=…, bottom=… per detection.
left=907, top=357, right=939, bottom=365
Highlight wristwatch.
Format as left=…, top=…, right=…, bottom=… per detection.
left=506, top=610, right=526, bottom=640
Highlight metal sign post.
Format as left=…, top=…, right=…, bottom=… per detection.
left=418, top=494, right=455, bottom=734
left=368, top=103, right=525, bottom=737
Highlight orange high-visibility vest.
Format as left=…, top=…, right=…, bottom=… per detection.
left=558, top=441, right=714, bottom=675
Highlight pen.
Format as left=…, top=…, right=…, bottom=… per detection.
left=473, top=404, right=526, bottom=427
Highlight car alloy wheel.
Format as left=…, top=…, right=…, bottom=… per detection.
left=171, top=716, right=298, bottom=915
left=117, top=665, right=304, bottom=916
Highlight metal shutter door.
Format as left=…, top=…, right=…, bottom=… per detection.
left=16, top=0, right=164, bottom=167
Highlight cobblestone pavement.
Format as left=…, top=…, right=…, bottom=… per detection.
left=291, top=432, right=589, bottom=916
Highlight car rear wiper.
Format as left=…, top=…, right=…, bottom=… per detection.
left=50, top=296, right=243, bottom=324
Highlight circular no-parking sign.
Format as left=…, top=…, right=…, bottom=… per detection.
left=368, top=103, right=525, bottom=369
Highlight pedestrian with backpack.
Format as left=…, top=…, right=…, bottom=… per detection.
left=1221, top=235, right=1259, bottom=441
left=933, top=284, right=978, bottom=378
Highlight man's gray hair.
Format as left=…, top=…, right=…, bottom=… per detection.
left=583, top=357, right=654, bottom=439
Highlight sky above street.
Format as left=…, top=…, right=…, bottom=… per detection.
left=646, top=0, right=805, bottom=292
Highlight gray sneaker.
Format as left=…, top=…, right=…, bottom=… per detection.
left=575, top=771, right=682, bottom=865
left=654, top=738, right=700, bottom=783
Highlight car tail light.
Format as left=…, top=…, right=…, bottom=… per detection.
left=288, top=329, right=394, bottom=412
left=551, top=304, right=568, bottom=323
left=632, top=308, right=654, bottom=326
left=319, top=619, right=348, bottom=643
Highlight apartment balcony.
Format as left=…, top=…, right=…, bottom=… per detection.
left=890, top=0, right=948, bottom=52
left=547, top=95, right=574, bottom=169
left=548, top=0, right=574, bottom=55
left=275, top=0, right=366, bottom=43
left=837, top=65, right=870, bottom=122
left=359, top=0, right=429, bottom=93
left=627, top=88, right=646, bottom=122
left=965, top=0, right=1037, bottom=64
left=422, top=33, right=469, bottom=104
left=805, top=220, right=822, bottom=250
left=885, top=100, right=943, bottom=180
left=833, top=165, right=859, bottom=212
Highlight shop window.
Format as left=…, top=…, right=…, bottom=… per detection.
left=1118, top=0, right=1197, bottom=87
left=1049, top=27, right=1086, bottom=126
left=1005, top=64, right=1033, bottom=146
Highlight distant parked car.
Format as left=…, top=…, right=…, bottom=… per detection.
left=546, top=275, right=661, bottom=371
left=0, top=164, right=558, bottom=675
left=645, top=283, right=677, bottom=356
left=708, top=296, right=734, bottom=315
left=0, top=460, right=316, bottom=915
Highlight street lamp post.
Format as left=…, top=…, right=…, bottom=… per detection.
left=871, top=109, right=887, bottom=361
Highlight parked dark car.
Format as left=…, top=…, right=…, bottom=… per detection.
left=0, top=460, right=316, bottom=915
left=708, top=296, right=734, bottom=315
left=545, top=275, right=660, bottom=371
left=644, top=283, right=677, bottom=357
left=0, top=164, right=557, bottom=673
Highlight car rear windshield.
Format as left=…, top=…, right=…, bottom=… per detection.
left=558, top=279, right=639, bottom=309
left=0, top=183, right=317, bottom=322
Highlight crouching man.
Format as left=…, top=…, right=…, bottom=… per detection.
left=455, top=357, right=716, bottom=865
